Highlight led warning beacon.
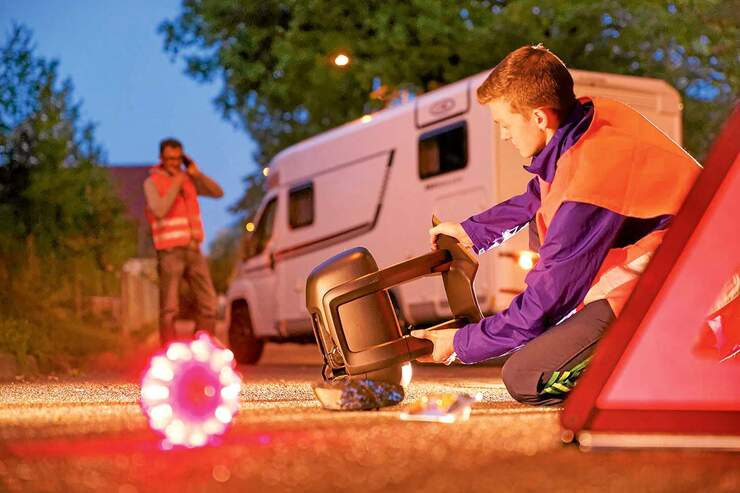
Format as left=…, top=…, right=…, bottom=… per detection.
left=140, top=332, right=242, bottom=448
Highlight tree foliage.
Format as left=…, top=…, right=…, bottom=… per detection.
left=207, top=226, right=242, bottom=293
left=0, top=24, right=135, bottom=314
left=161, top=0, right=737, bottom=172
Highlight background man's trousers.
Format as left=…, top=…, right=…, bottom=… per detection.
left=156, top=246, right=217, bottom=345
left=501, top=299, right=615, bottom=406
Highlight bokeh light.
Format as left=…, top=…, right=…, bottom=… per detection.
left=140, top=332, right=241, bottom=448
left=517, top=250, right=538, bottom=271
left=333, top=53, right=350, bottom=67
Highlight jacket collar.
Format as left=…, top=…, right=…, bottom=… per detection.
left=524, top=100, right=593, bottom=183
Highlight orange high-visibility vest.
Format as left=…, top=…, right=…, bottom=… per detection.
left=145, top=166, right=204, bottom=250
left=536, top=97, right=702, bottom=316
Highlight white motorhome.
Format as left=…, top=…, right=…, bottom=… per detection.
left=226, top=68, right=684, bottom=363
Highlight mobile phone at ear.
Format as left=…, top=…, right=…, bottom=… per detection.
left=182, top=154, right=193, bottom=168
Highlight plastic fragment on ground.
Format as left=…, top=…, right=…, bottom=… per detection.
left=312, top=379, right=405, bottom=410
left=399, top=392, right=482, bottom=423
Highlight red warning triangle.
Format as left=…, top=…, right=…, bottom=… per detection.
left=561, top=104, right=740, bottom=450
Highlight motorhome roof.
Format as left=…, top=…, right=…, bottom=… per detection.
left=268, top=68, right=679, bottom=183
left=272, top=75, right=473, bottom=165
left=272, top=101, right=413, bottom=164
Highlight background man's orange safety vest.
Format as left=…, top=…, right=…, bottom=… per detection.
left=536, top=97, right=702, bottom=316
left=145, top=166, right=204, bottom=250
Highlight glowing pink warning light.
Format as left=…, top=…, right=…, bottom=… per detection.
left=140, top=332, right=242, bottom=448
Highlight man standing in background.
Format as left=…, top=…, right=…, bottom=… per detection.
left=144, top=138, right=224, bottom=345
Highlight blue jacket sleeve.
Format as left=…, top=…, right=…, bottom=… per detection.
left=453, top=201, right=626, bottom=364
left=460, top=178, right=541, bottom=255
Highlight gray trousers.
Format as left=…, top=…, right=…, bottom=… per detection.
left=498, top=222, right=616, bottom=406
left=501, top=299, right=615, bottom=406
left=156, top=246, right=217, bottom=345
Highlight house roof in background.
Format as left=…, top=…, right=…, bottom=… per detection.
left=106, top=164, right=155, bottom=257
left=106, top=164, right=151, bottom=224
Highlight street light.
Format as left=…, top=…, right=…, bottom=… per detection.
left=333, top=53, right=350, bottom=67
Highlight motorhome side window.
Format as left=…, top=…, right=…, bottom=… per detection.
left=418, top=121, right=468, bottom=179
left=252, top=198, right=277, bottom=256
left=288, top=183, right=314, bottom=229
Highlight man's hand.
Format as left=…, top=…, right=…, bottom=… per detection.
left=429, top=222, right=474, bottom=251
left=185, top=158, right=202, bottom=178
left=172, top=170, right=187, bottom=186
left=411, top=328, right=458, bottom=364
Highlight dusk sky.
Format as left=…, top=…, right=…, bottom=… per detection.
left=1, top=0, right=258, bottom=251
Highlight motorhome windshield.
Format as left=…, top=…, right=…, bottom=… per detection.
left=246, top=198, right=277, bottom=259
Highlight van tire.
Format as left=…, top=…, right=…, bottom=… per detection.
left=229, top=302, right=264, bottom=365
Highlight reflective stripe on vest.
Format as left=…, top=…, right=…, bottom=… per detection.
left=535, top=97, right=702, bottom=316
left=151, top=217, right=190, bottom=230
left=153, top=230, right=192, bottom=243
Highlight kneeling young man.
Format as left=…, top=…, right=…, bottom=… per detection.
left=413, top=44, right=700, bottom=405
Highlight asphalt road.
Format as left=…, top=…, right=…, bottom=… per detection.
left=0, top=343, right=738, bottom=493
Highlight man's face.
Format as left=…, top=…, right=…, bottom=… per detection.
left=160, top=145, right=183, bottom=173
left=488, top=99, right=547, bottom=159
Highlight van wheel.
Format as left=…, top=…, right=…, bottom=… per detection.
left=229, top=302, right=264, bottom=364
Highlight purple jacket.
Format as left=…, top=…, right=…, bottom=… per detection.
left=454, top=101, right=670, bottom=364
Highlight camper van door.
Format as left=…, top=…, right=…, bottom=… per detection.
left=242, top=194, right=279, bottom=336
left=416, top=118, right=491, bottom=317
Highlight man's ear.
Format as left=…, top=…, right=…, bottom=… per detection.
left=533, top=107, right=559, bottom=131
